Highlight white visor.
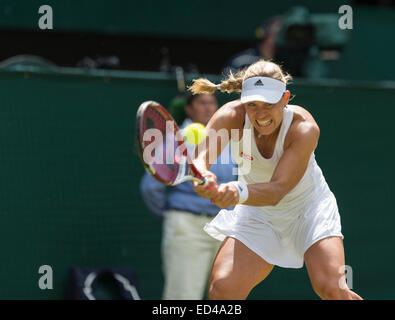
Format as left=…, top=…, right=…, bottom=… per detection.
left=240, top=76, right=286, bottom=104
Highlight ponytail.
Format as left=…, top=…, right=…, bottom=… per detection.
left=188, top=59, right=292, bottom=96
left=189, top=70, right=243, bottom=95
left=188, top=78, right=218, bottom=95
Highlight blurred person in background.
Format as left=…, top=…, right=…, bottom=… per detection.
left=223, top=16, right=282, bottom=75
left=140, top=92, right=237, bottom=300
left=224, top=6, right=330, bottom=79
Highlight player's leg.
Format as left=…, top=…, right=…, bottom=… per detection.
left=203, top=233, right=223, bottom=299
left=304, top=236, right=362, bottom=300
left=208, top=237, right=274, bottom=300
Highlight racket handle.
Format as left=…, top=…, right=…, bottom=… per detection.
left=199, top=176, right=208, bottom=186
left=199, top=177, right=218, bottom=192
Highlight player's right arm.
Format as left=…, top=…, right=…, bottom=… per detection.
left=193, top=99, right=245, bottom=198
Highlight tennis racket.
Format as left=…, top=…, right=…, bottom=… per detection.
left=136, top=100, right=208, bottom=186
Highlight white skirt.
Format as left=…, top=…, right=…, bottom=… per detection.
left=204, top=191, right=344, bottom=269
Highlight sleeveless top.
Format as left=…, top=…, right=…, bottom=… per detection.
left=230, top=105, right=331, bottom=219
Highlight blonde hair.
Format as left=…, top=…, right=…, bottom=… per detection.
left=188, top=59, right=292, bottom=95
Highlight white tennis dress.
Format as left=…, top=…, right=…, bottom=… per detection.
left=204, top=105, right=343, bottom=268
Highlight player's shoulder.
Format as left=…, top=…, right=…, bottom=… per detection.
left=286, top=104, right=320, bottom=147
left=214, top=99, right=246, bottom=128
left=220, top=99, right=245, bottom=114
left=287, top=105, right=319, bottom=133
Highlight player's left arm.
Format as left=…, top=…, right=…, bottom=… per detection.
left=243, top=121, right=320, bottom=207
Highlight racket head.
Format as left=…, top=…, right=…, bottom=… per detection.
left=136, top=100, right=205, bottom=186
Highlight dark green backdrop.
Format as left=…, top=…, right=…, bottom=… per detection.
left=0, top=0, right=346, bottom=39
left=1, top=1, right=394, bottom=81
left=0, top=67, right=394, bottom=299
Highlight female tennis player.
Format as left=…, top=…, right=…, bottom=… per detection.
left=189, top=59, right=362, bottom=300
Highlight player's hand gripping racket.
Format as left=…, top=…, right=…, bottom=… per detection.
left=136, top=100, right=208, bottom=186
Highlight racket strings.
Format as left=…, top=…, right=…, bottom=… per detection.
left=142, top=106, right=185, bottom=184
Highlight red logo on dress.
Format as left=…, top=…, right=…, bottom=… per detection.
left=240, top=151, right=254, bottom=161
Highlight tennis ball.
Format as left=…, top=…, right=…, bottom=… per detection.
left=183, top=123, right=207, bottom=145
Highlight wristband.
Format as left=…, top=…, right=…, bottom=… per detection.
left=229, top=181, right=249, bottom=204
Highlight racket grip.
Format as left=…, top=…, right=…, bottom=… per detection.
left=199, top=176, right=208, bottom=186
